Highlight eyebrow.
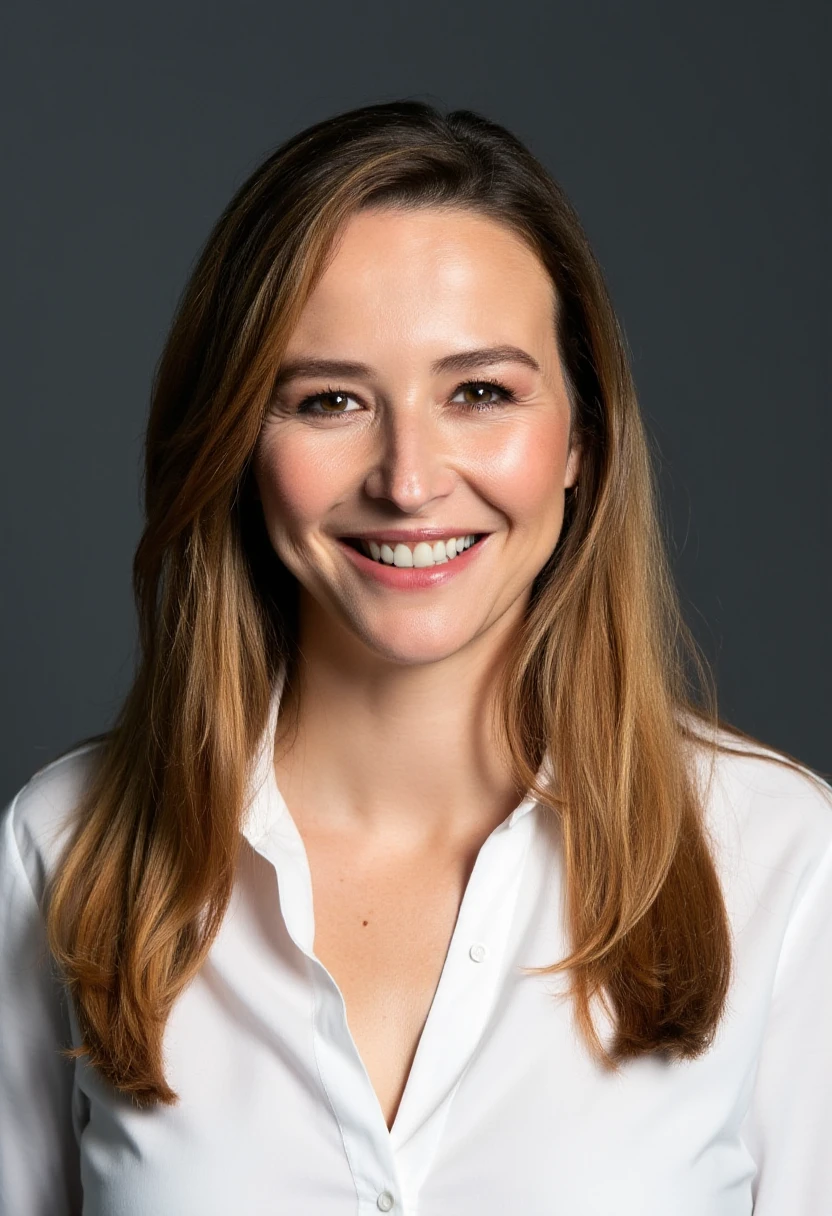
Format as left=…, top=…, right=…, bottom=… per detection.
left=273, top=344, right=541, bottom=387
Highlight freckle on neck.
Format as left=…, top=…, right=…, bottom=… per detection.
left=362, top=920, right=369, bottom=927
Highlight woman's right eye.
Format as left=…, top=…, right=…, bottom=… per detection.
left=296, top=391, right=362, bottom=418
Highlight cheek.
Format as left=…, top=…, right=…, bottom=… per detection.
left=477, top=415, right=572, bottom=525
left=254, top=430, right=350, bottom=529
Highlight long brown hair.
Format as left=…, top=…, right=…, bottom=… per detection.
left=43, top=100, right=813, bottom=1108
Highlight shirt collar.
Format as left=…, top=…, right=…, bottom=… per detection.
left=240, top=663, right=288, bottom=848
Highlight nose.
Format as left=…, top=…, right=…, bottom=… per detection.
left=362, top=402, right=455, bottom=514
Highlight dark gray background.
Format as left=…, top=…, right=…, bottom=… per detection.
left=2, top=1, right=829, bottom=804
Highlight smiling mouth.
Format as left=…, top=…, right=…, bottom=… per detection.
left=340, top=533, right=486, bottom=568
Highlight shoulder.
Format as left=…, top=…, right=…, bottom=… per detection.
left=1, top=741, right=106, bottom=904
left=683, top=719, right=832, bottom=921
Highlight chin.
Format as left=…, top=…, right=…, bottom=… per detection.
left=350, top=618, right=484, bottom=668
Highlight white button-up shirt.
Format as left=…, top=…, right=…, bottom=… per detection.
left=2, top=685, right=831, bottom=1215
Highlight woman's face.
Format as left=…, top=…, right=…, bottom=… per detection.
left=254, top=206, right=580, bottom=666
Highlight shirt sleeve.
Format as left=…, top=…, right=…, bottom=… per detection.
left=742, top=829, right=832, bottom=1212
left=0, top=793, right=85, bottom=1216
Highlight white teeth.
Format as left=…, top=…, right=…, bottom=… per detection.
left=359, top=534, right=479, bottom=567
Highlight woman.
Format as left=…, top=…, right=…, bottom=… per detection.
left=1, top=101, right=830, bottom=1215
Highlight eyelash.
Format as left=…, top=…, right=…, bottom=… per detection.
left=294, top=378, right=518, bottom=419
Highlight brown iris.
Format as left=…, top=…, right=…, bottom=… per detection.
left=459, top=384, right=499, bottom=406
left=318, top=392, right=351, bottom=412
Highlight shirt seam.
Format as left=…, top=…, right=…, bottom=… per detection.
left=3, top=789, right=88, bottom=1155
left=768, top=831, right=832, bottom=999
left=4, top=787, right=44, bottom=916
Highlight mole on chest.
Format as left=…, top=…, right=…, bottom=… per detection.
left=307, top=852, right=471, bottom=1128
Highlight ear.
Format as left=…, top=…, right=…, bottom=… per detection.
left=564, top=441, right=582, bottom=490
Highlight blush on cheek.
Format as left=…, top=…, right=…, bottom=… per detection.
left=255, top=433, right=341, bottom=528
left=481, top=419, right=572, bottom=520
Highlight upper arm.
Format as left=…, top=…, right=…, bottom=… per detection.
left=740, top=820, right=832, bottom=1212
left=0, top=795, right=85, bottom=1216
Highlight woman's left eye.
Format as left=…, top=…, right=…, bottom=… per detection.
left=450, top=381, right=514, bottom=411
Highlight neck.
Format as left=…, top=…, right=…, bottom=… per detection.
left=273, top=603, right=525, bottom=845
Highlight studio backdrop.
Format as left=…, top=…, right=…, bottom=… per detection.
left=1, top=0, right=828, bottom=802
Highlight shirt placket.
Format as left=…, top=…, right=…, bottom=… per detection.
left=389, top=807, right=537, bottom=1209
left=247, top=763, right=538, bottom=1216
left=248, top=776, right=405, bottom=1215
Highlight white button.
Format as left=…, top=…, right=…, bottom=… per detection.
left=469, top=942, right=487, bottom=963
left=377, top=1191, right=395, bottom=1212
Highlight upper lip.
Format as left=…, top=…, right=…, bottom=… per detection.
left=338, top=528, right=488, bottom=544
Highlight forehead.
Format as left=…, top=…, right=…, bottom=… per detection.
left=285, top=206, right=558, bottom=361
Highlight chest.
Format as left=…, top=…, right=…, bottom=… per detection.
left=77, top=836, right=764, bottom=1216
left=74, top=809, right=771, bottom=1216
left=301, top=828, right=480, bottom=1128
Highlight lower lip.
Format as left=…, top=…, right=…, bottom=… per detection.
left=336, top=535, right=491, bottom=588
